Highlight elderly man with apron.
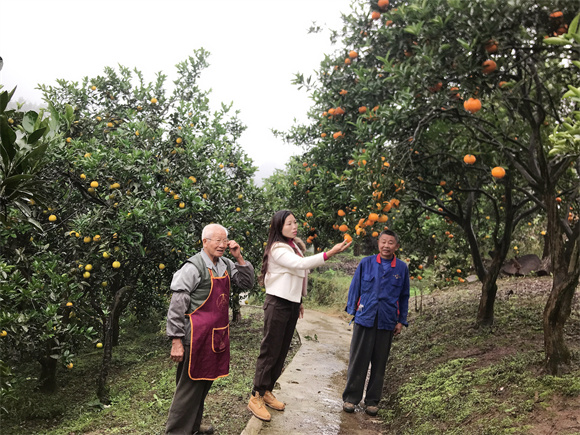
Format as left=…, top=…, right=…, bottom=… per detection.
left=165, top=223, right=255, bottom=435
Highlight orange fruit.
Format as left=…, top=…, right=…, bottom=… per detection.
left=339, top=89, right=348, bottom=96
left=371, top=11, right=381, bottom=20
left=368, top=213, right=379, bottom=221
left=484, top=40, right=498, bottom=53
left=344, top=58, right=351, bottom=65
left=339, top=224, right=349, bottom=232
left=482, top=60, right=497, bottom=74
left=491, top=166, right=506, bottom=179
left=556, top=197, right=562, bottom=203
left=321, top=133, right=327, bottom=138
left=463, top=154, right=476, bottom=165
left=306, top=212, right=313, bottom=218
left=151, top=97, right=158, bottom=104
left=338, top=209, right=346, bottom=217
left=348, top=50, right=358, bottom=58
left=344, top=233, right=353, bottom=243
left=333, top=131, right=343, bottom=139
left=549, top=11, right=563, bottom=18
left=378, top=0, right=389, bottom=9
left=464, top=98, right=482, bottom=114
left=358, top=106, right=367, bottom=114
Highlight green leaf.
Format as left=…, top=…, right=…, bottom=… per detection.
left=456, top=38, right=471, bottom=50
left=0, top=88, right=16, bottom=114
left=27, top=127, right=46, bottom=145
left=568, top=13, right=579, bottom=35
left=0, top=118, right=17, bottom=165
left=22, top=111, right=39, bottom=134
left=543, top=37, right=571, bottom=46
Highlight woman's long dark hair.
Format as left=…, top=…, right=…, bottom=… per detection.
left=259, top=210, right=295, bottom=286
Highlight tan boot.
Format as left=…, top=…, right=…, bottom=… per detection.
left=248, top=392, right=271, bottom=421
left=264, top=390, right=285, bottom=411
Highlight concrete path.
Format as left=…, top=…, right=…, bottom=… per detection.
left=241, top=309, right=386, bottom=435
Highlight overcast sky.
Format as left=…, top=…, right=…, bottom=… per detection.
left=0, top=0, right=356, bottom=183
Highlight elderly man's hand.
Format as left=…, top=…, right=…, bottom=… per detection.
left=171, top=338, right=184, bottom=363
left=227, top=240, right=246, bottom=264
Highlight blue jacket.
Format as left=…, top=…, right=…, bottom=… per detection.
left=345, top=254, right=410, bottom=330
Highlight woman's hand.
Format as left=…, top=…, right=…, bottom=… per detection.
left=299, top=303, right=305, bottom=319
left=326, top=239, right=352, bottom=259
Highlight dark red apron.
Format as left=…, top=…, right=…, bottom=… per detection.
left=187, top=270, right=230, bottom=380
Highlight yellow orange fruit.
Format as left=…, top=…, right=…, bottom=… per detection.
left=112, top=261, right=121, bottom=268
left=48, top=214, right=57, bottom=222
left=90, top=181, right=99, bottom=188
left=151, top=97, right=158, bottom=104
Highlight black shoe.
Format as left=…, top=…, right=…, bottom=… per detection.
left=364, top=405, right=379, bottom=416
left=343, top=402, right=356, bottom=413
left=195, top=423, right=214, bottom=434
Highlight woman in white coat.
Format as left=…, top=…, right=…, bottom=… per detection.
left=247, top=209, right=351, bottom=421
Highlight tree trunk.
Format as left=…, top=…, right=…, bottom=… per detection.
left=38, top=355, right=58, bottom=393
left=476, top=275, right=499, bottom=327
left=543, top=206, right=580, bottom=375
left=97, top=315, right=113, bottom=404
left=97, top=286, right=132, bottom=403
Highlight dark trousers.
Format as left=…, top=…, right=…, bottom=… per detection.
left=166, top=345, right=213, bottom=435
left=342, top=322, right=394, bottom=407
left=253, top=294, right=301, bottom=396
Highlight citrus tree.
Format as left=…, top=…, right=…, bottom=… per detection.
left=34, top=49, right=266, bottom=401
left=0, top=88, right=95, bottom=401
left=542, top=18, right=580, bottom=374
left=272, top=0, right=579, bottom=346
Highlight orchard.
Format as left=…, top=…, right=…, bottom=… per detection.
left=1, top=0, right=579, bottom=424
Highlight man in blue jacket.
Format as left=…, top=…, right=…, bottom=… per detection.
left=342, top=229, right=410, bottom=416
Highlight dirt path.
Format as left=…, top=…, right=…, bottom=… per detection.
left=241, top=309, right=386, bottom=435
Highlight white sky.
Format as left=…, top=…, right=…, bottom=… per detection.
left=0, top=0, right=355, bottom=183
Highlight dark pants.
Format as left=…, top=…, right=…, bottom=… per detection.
left=253, top=294, right=301, bottom=396
left=342, top=322, right=394, bottom=407
left=166, top=345, right=213, bottom=435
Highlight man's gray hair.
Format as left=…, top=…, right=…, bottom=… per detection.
left=202, top=223, right=228, bottom=240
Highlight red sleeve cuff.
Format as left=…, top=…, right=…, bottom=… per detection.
left=323, top=252, right=328, bottom=261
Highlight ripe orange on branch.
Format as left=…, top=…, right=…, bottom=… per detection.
left=484, top=40, right=498, bottom=53
left=371, top=11, right=381, bottom=20
left=338, top=209, right=346, bottom=217
left=463, top=154, right=476, bottom=165
left=378, top=0, right=389, bottom=9
left=491, top=166, right=506, bottom=179
left=339, top=224, right=349, bottom=232
left=464, top=98, right=482, bottom=114
left=482, top=60, right=497, bottom=74
left=348, top=50, right=358, bottom=58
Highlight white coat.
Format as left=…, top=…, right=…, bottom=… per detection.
left=264, top=241, right=326, bottom=303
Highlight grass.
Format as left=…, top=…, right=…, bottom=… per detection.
left=381, top=276, right=580, bottom=435
left=1, top=308, right=269, bottom=435
left=2, top=264, right=579, bottom=435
